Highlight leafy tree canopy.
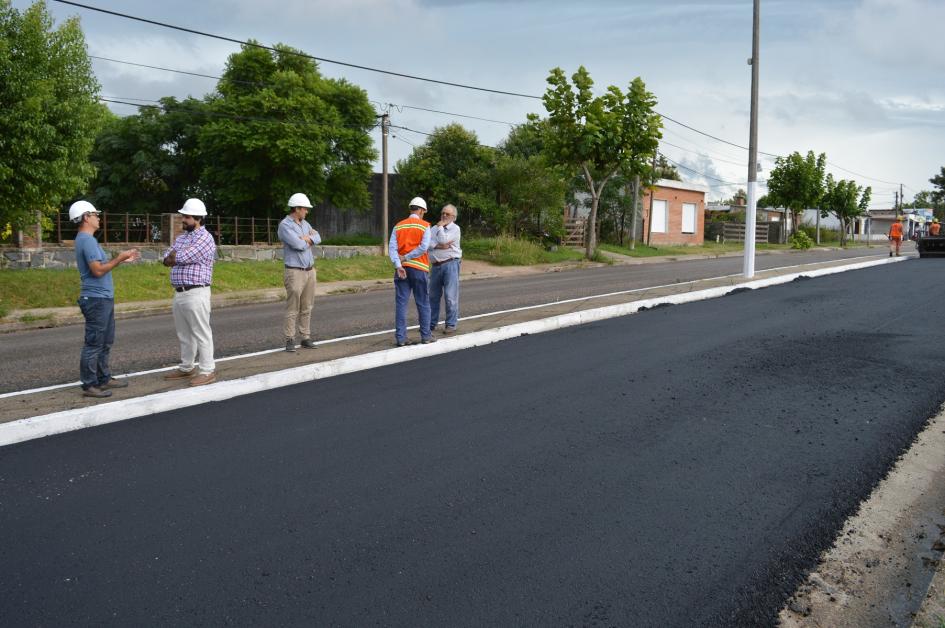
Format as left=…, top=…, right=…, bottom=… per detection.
left=0, top=0, right=104, bottom=230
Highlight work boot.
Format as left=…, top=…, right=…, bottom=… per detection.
left=82, top=386, right=112, bottom=398
left=189, top=372, right=216, bottom=387
left=421, top=336, right=437, bottom=344
left=164, top=368, right=195, bottom=380
left=395, top=339, right=414, bottom=347
left=101, top=378, right=129, bottom=389
left=443, top=327, right=457, bottom=336
left=285, top=340, right=297, bottom=353
left=300, top=338, right=316, bottom=349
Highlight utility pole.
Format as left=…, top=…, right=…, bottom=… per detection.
left=381, top=113, right=390, bottom=254
left=743, top=0, right=761, bottom=278
left=646, top=150, right=658, bottom=246
left=630, top=174, right=640, bottom=250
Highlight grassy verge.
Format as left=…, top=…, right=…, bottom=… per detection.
left=0, top=255, right=393, bottom=312
left=464, top=236, right=585, bottom=266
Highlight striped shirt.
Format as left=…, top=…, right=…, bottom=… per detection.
left=164, top=226, right=216, bottom=287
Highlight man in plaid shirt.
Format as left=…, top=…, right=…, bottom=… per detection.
left=162, top=198, right=217, bottom=387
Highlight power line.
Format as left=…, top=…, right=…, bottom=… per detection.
left=659, top=153, right=743, bottom=186
left=54, top=0, right=542, bottom=100
left=100, top=97, right=380, bottom=130
left=92, top=54, right=520, bottom=128
left=62, top=0, right=906, bottom=189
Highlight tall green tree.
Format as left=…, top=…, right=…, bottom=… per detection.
left=198, top=42, right=377, bottom=217
left=394, top=123, right=491, bottom=224
left=541, top=67, right=662, bottom=258
left=0, top=0, right=104, bottom=231
left=88, top=97, right=207, bottom=214
left=820, top=175, right=871, bottom=247
left=764, top=150, right=827, bottom=231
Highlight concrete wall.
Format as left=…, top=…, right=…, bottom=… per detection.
left=0, top=244, right=380, bottom=270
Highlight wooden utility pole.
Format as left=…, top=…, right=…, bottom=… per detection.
left=646, top=151, right=658, bottom=246
left=381, top=113, right=390, bottom=253
left=630, top=174, right=640, bottom=250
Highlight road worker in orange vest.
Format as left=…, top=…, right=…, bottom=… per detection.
left=888, top=215, right=904, bottom=257
left=930, top=218, right=941, bottom=236
left=389, top=197, right=435, bottom=347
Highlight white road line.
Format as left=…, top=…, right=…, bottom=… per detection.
left=0, top=255, right=905, bottom=447
left=0, top=253, right=890, bottom=401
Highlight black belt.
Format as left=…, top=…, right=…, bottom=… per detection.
left=174, top=285, right=208, bottom=292
left=285, top=265, right=314, bottom=271
left=432, top=258, right=460, bottom=266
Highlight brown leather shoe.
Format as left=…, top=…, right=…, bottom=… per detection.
left=164, top=368, right=195, bottom=380
left=82, top=386, right=112, bottom=398
left=189, top=372, right=216, bottom=387
left=101, top=378, right=129, bottom=389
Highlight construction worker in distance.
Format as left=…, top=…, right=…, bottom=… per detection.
left=70, top=200, right=140, bottom=398
left=389, top=196, right=434, bottom=347
left=888, top=215, right=904, bottom=257
left=930, top=218, right=941, bottom=236
left=278, top=192, right=321, bottom=353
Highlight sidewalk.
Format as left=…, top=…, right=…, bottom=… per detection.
left=0, top=254, right=897, bottom=430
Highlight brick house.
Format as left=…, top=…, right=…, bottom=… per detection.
left=641, top=179, right=708, bottom=245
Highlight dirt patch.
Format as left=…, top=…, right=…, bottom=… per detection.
left=779, top=406, right=945, bottom=627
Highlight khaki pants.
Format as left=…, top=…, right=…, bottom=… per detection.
left=172, top=287, right=215, bottom=374
left=284, top=268, right=317, bottom=341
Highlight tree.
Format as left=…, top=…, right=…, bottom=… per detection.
left=820, top=175, right=870, bottom=247
left=654, top=155, right=681, bottom=181
left=0, top=0, right=105, bottom=231
left=394, top=123, right=492, bottom=225
left=198, top=42, right=377, bottom=217
left=764, top=151, right=827, bottom=232
left=930, top=167, right=945, bottom=205
left=88, top=97, right=207, bottom=214
left=542, top=67, right=662, bottom=258
left=903, top=189, right=945, bottom=219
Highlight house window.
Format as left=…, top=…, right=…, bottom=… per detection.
left=651, top=199, right=667, bottom=233
left=682, top=203, right=696, bottom=234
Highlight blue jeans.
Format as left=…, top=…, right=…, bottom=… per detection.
left=78, top=296, right=115, bottom=389
left=429, top=258, right=460, bottom=332
left=394, top=267, right=431, bottom=343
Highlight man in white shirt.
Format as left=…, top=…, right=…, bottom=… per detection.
left=428, top=204, right=462, bottom=335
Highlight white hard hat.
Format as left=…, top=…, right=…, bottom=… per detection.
left=409, top=197, right=427, bottom=211
left=179, top=198, right=207, bottom=216
left=69, top=200, right=99, bottom=223
left=288, top=192, right=313, bottom=209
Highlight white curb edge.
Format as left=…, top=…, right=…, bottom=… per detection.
left=0, top=256, right=906, bottom=448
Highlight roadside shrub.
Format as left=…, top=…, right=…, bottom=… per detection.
left=790, top=230, right=813, bottom=249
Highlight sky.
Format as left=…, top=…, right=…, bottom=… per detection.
left=24, top=0, right=945, bottom=206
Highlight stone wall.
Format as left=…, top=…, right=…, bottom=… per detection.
left=0, top=244, right=381, bottom=270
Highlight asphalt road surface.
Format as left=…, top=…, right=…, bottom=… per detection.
left=0, top=247, right=881, bottom=393
left=3, top=257, right=944, bottom=626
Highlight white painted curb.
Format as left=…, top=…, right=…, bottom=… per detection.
left=0, top=256, right=906, bottom=448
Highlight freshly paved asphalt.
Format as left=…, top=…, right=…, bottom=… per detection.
left=0, top=248, right=881, bottom=393
left=3, top=257, right=944, bottom=626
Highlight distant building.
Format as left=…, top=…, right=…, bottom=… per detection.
left=641, top=179, right=708, bottom=246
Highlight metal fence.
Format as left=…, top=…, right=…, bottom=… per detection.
left=52, top=213, right=284, bottom=246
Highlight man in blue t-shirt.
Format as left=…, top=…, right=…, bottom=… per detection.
left=70, top=200, right=140, bottom=398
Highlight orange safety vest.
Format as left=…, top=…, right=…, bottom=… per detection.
left=931, top=223, right=941, bottom=236
left=889, top=222, right=903, bottom=239
left=394, top=214, right=430, bottom=272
